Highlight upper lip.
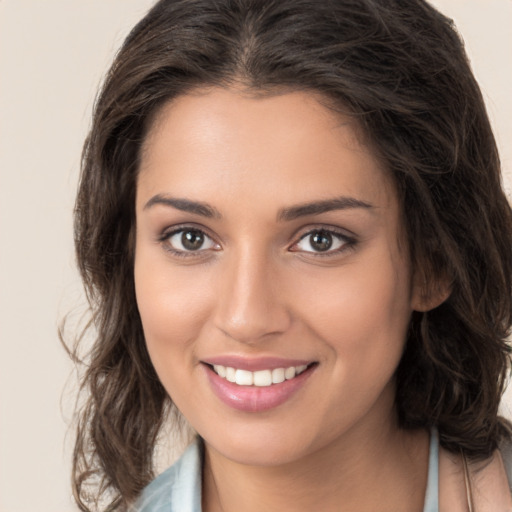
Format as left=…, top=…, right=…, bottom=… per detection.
left=201, top=355, right=315, bottom=372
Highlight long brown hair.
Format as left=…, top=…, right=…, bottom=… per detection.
left=68, top=0, right=512, bottom=509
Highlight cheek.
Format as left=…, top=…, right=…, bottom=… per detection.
left=134, top=255, right=218, bottom=414
left=292, top=253, right=412, bottom=368
left=134, top=249, right=214, bottom=361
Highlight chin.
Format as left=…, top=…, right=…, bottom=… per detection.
left=200, top=418, right=320, bottom=467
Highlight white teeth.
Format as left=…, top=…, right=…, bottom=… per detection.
left=235, top=369, right=253, bottom=386
left=211, top=364, right=310, bottom=387
left=253, top=370, right=272, bottom=387
left=284, top=366, right=296, bottom=380
left=226, top=367, right=236, bottom=383
left=213, top=365, right=226, bottom=378
left=271, top=367, right=285, bottom=384
left=296, top=364, right=307, bottom=375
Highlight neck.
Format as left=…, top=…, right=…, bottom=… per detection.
left=202, top=418, right=429, bottom=512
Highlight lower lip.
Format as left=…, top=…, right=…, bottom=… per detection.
left=203, top=364, right=315, bottom=413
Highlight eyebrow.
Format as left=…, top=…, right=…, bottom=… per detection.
left=143, top=194, right=373, bottom=220
left=143, top=195, right=221, bottom=218
left=276, top=196, right=373, bottom=221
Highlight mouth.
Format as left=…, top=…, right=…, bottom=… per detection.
left=201, top=359, right=317, bottom=412
left=209, top=363, right=311, bottom=387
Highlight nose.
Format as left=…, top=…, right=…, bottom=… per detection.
left=213, top=248, right=292, bottom=344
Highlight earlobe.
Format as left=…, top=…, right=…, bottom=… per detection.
left=411, top=276, right=452, bottom=312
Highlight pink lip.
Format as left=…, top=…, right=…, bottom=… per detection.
left=202, top=355, right=312, bottom=371
left=202, top=361, right=316, bottom=413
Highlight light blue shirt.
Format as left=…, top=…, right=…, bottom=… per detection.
left=135, top=430, right=440, bottom=511
left=134, top=440, right=202, bottom=512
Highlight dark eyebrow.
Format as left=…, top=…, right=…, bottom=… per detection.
left=277, top=197, right=373, bottom=222
left=143, top=194, right=372, bottom=221
left=143, top=195, right=221, bottom=219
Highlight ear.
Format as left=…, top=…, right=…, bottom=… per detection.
left=411, top=273, right=452, bottom=312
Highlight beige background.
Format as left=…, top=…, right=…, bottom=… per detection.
left=0, top=1, right=510, bottom=511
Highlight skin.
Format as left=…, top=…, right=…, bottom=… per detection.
left=134, top=87, right=438, bottom=511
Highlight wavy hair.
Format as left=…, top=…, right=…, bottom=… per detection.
left=68, top=0, right=512, bottom=509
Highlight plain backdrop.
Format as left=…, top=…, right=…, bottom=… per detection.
left=0, top=1, right=511, bottom=511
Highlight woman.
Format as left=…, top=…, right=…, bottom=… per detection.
left=70, top=0, right=512, bottom=510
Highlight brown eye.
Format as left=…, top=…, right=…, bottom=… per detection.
left=309, top=231, right=333, bottom=252
left=164, top=228, right=219, bottom=254
left=181, top=230, right=205, bottom=250
left=293, top=229, right=350, bottom=254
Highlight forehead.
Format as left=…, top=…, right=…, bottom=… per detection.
left=138, top=87, right=397, bottom=214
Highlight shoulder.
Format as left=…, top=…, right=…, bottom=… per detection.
left=439, top=442, right=512, bottom=512
left=468, top=444, right=512, bottom=512
left=500, top=436, right=512, bottom=493
left=132, top=439, right=203, bottom=512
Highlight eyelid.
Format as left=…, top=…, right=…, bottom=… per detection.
left=157, top=223, right=357, bottom=258
left=288, top=225, right=357, bottom=256
left=290, top=222, right=357, bottom=240
left=159, top=224, right=221, bottom=257
left=159, top=223, right=218, bottom=242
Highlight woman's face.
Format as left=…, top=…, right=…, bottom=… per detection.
left=135, top=88, right=423, bottom=466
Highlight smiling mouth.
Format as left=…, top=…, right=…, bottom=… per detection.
left=209, top=363, right=313, bottom=387
left=203, top=360, right=317, bottom=412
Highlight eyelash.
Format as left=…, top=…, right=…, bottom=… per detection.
left=292, top=227, right=356, bottom=257
left=158, top=225, right=357, bottom=259
left=158, top=225, right=219, bottom=259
